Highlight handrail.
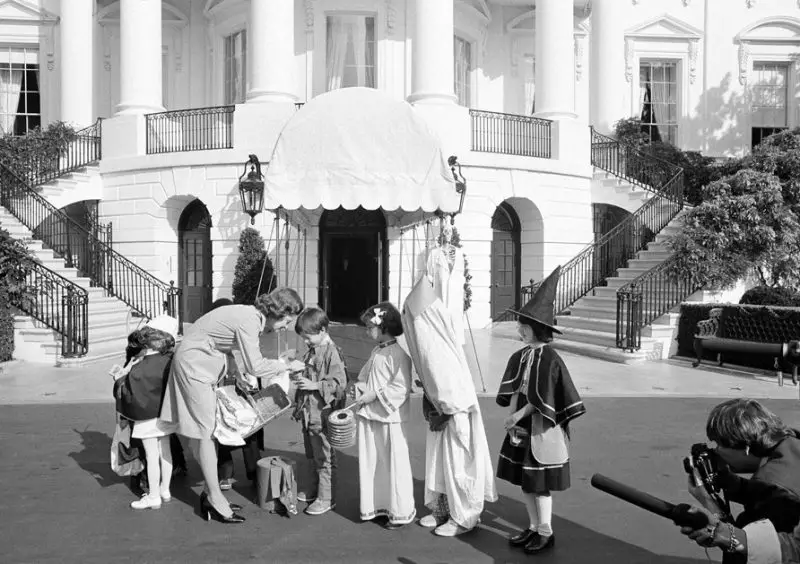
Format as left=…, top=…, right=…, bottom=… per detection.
left=616, top=257, right=702, bottom=351
left=470, top=109, right=552, bottom=159
left=21, top=119, right=102, bottom=187
left=10, top=261, right=90, bottom=357
left=145, top=105, right=234, bottom=154
left=0, top=163, right=180, bottom=329
left=544, top=127, right=685, bottom=317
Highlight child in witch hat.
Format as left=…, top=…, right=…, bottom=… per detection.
left=495, top=266, right=587, bottom=555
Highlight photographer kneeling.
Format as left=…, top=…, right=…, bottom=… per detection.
left=679, top=399, right=800, bottom=563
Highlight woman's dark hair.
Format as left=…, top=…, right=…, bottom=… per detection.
left=519, top=316, right=554, bottom=343
left=360, top=302, right=403, bottom=337
left=139, top=326, right=175, bottom=355
left=295, top=307, right=330, bottom=335
left=255, top=287, right=304, bottom=320
left=124, top=329, right=145, bottom=367
left=210, top=297, right=233, bottom=311
left=706, top=398, right=791, bottom=456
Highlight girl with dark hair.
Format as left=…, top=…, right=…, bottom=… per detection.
left=351, top=302, right=416, bottom=529
left=115, top=324, right=178, bottom=510
left=160, top=287, right=304, bottom=523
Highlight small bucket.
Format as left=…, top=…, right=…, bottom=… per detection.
left=326, top=407, right=357, bottom=450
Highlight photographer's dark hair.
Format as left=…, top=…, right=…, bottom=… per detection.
left=124, top=329, right=145, bottom=367
left=706, top=398, right=792, bottom=456
left=295, top=307, right=330, bottom=335
left=519, top=316, right=554, bottom=343
left=360, top=302, right=403, bottom=337
left=210, top=297, right=233, bottom=311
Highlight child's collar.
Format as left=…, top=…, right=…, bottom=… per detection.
left=378, top=338, right=397, bottom=349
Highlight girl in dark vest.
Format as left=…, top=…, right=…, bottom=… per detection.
left=495, top=267, right=586, bottom=555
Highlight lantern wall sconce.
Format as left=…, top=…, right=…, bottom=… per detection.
left=238, top=154, right=265, bottom=225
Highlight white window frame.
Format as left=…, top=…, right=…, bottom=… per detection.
left=223, top=28, right=247, bottom=105
left=0, top=45, right=41, bottom=135
left=736, top=16, right=800, bottom=150
left=207, top=2, right=248, bottom=106
left=453, top=34, right=474, bottom=107
left=454, top=3, right=488, bottom=109
left=638, top=59, right=681, bottom=145
left=311, top=0, right=388, bottom=99
left=323, top=12, right=377, bottom=92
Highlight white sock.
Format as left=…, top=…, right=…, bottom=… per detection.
left=535, top=494, right=553, bottom=536
left=523, top=492, right=539, bottom=531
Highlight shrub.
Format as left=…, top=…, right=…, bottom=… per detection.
left=0, top=122, right=78, bottom=182
left=232, top=227, right=275, bottom=305
left=0, top=227, right=36, bottom=361
left=739, top=286, right=800, bottom=307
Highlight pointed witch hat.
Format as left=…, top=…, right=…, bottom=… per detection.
left=507, top=266, right=562, bottom=334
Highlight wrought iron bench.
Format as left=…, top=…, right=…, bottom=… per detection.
left=693, top=306, right=800, bottom=385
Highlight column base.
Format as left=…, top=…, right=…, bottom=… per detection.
left=407, top=91, right=458, bottom=105
left=534, top=110, right=579, bottom=120
left=115, top=102, right=165, bottom=116
left=246, top=90, right=298, bottom=104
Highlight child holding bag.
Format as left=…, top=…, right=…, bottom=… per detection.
left=351, top=302, right=416, bottom=530
left=496, top=267, right=586, bottom=555
left=114, top=321, right=178, bottom=510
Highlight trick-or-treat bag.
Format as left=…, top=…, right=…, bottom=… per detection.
left=213, top=385, right=261, bottom=446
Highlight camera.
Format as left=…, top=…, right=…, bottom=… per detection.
left=683, top=443, right=732, bottom=521
left=683, top=443, right=722, bottom=493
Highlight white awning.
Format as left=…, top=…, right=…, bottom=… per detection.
left=264, top=88, right=459, bottom=213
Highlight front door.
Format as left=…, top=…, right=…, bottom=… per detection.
left=319, top=207, right=387, bottom=322
left=491, top=203, right=521, bottom=320
left=179, top=200, right=213, bottom=323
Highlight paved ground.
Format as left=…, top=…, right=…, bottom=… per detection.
left=2, top=327, right=799, bottom=563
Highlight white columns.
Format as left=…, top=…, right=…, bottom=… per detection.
left=116, top=0, right=162, bottom=115
left=408, top=0, right=456, bottom=105
left=534, top=0, right=576, bottom=119
left=247, top=0, right=296, bottom=103
left=590, top=0, right=626, bottom=133
left=60, top=0, right=94, bottom=126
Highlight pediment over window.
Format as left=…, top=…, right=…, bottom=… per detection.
left=97, top=1, right=188, bottom=28
left=625, top=13, right=702, bottom=40
left=0, top=0, right=57, bottom=25
left=736, top=16, right=800, bottom=43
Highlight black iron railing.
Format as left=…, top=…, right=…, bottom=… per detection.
left=145, top=106, right=235, bottom=154
left=470, top=109, right=552, bottom=159
left=616, top=258, right=701, bottom=351
left=13, top=261, right=90, bottom=357
left=19, top=119, right=102, bottom=187
left=0, top=164, right=180, bottom=333
left=541, top=128, right=685, bottom=317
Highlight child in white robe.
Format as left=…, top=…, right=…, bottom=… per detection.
left=351, top=302, right=416, bottom=529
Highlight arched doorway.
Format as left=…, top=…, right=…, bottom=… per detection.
left=178, top=200, right=212, bottom=323
left=319, top=207, right=388, bottom=322
left=491, top=202, right=521, bottom=320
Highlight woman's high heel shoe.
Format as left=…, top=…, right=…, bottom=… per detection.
left=199, top=492, right=245, bottom=523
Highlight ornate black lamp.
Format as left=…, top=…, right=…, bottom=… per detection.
left=238, top=154, right=265, bottom=225
left=447, top=155, right=467, bottom=223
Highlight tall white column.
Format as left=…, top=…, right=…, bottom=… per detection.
left=534, top=0, right=576, bottom=119
left=247, top=0, right=296, bottom=103
left=60, top=0, right=94, bottom=126
left=590, top=0, right=626, bottom=133
left=116, top=0, right=162, bottom=115
left=408, top=0, right=456, bottom=105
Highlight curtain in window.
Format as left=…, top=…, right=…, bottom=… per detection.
left=650, top=66, right=669, bottom=136
left=0, top=69, right=22, bottom=135
left=524, top=58, right=535, bottom=115
left=454, top=37, right=471, bottom=107
left=234, top=31, right=246, bottom=103
left=326, top=15, right=373, bottom=91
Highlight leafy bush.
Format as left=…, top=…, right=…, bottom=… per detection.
left=739, top=286, right=800, bottom=307
left=0, top=121, right=78, bottom=182
left=232, top=227, right=275, bottom=305
left=669, top=170, right=800, bottom=290
left=0, top=227, right=36, bottom=361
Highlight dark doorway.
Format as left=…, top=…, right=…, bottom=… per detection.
left=491, top=202, right=521, bottom=321
left=592, top=203, right=632, bottom=286
left=319, top=207, right=387, bottom=322
left=178, top=200, right=212, bottom=323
